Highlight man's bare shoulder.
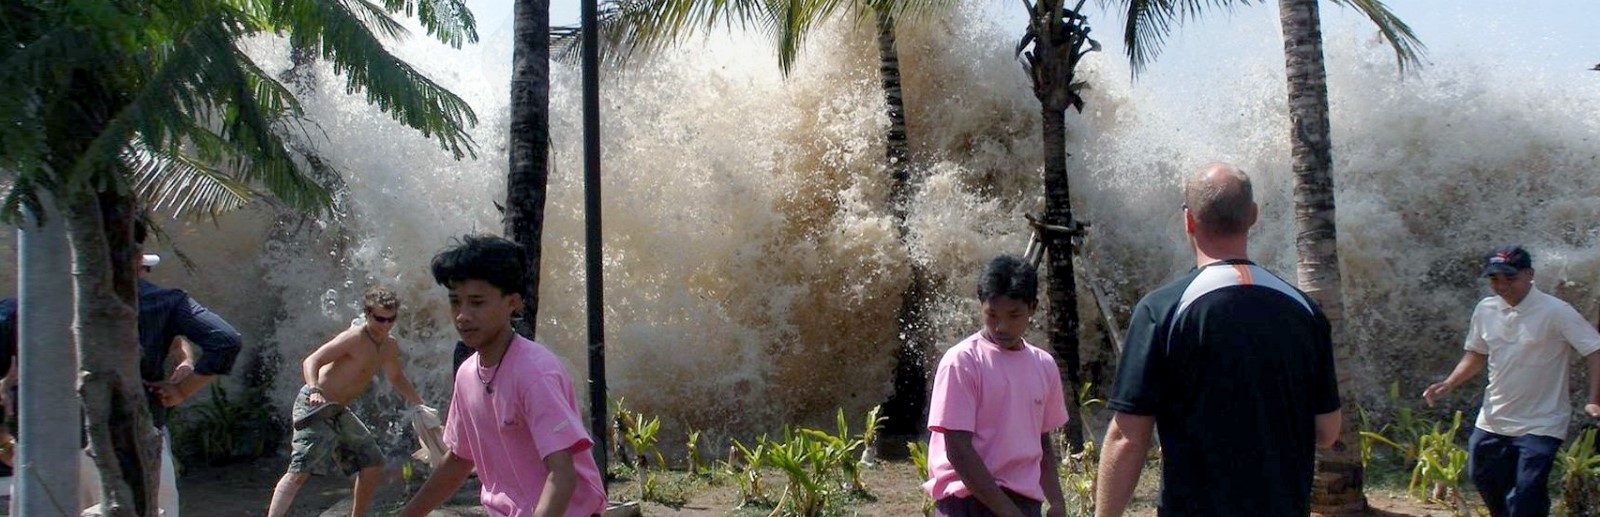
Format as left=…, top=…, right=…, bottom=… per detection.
left=316, top=325, right=365, bottom=352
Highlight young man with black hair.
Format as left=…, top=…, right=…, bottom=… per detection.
left=267, top=285, right=435, bottom=517
left=923, top=254, right=1069, bottom=517
left=401, top=234, right=606, bottom=517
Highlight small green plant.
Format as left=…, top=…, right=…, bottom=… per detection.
left=1058, top=438, right=1098, bottom=517
left=400, top=460, right=418, bottom=497
left=859, top=405, right=886, bottom=467
left=172, top=383, right=274, bottom=466
left=767, top=427, right=831, bottom=516
left=1407, top=411, right=1471, bottom=516
left=1360, top=382, right=1443, bottom=471
left=686, top=429, right=708, bottom=477
left=725, top=436, right=771, bottom=506
left=907, top=441, right=932, bottom=517
left=1558, top=427, right=1600, bottom=515
left=1077, top=382, right=1106, bottom=412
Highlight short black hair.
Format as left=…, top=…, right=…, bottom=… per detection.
left=976, top=255, right=1038, bottom=306
left=430, top=234, right=527, bottom=297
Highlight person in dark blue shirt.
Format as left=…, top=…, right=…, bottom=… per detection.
left=100, top=221, right=244, bottom=517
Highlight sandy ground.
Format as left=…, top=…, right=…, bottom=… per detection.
left=177, top=452, right=1464, bottom=517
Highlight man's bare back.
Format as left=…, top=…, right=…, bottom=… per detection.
left=304, top=324, right=400, bottom=405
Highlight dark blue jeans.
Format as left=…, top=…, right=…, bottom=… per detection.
left=1468, top=428, right=1563, bottom=517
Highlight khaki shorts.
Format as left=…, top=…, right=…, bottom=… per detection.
left=287, top=387, right=384, bottom=476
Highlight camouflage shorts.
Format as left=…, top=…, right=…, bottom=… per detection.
left=287, top=387, right=384, bottom=476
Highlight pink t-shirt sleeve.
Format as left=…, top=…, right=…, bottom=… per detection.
left=1041, top=355, right=1069, bottom=432
left=927, top=350, right=978, bottom=433
left=523, top=373, right=594, bottom=459
left=443, top=379, right=476, bottom=462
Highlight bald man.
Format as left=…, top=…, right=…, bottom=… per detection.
left=1095, top=163, right=1342, bottom=517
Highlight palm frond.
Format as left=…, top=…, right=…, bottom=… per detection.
left=554, top=0, right=771, bottom=67
left=868, top=0, right=953, bottom=25
left=126, top=144, right=257, bottom=220
left=378, top=0, right=480, bottom=47
left=346, top=0, right=414, bottom=41
left=1107, top=0, right=1256, bottom=73
left=270, top=0, right=478, bottom=159
left=1327, top=0, right=1426, bottom=72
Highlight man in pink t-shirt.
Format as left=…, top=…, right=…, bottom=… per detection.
left=925, top=255, right=1069, bottom=517
left=402, top=235, right=607, bottom=517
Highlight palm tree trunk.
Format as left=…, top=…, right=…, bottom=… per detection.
left=1279, top=0, right=1365, bottom=513
left=506, top=0, right=552, bottom=336
left=1027, top=0, right=1086, bottom=453
left=1040, top=107, right=1084, bottom=453
left=874, top=8, right=934, bottom=440
left=64, top=190, right=162, bottom=517
left=878, top=8, right=909, bottom=212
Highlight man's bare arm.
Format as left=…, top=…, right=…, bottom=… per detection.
left=1095, top=412, right=1155, bottom=517
left=383, top=345, right=426, bottom=406
left=1039, top=433, right=1067, bottom=517
left=533, top=448, right=579, bottom=517
left=1315, top=410, right=1342, bottom=449
left=399, top=452, right=474, bottom=517
left=1422, top=351, right=1487, bottom=407
left=149, top=338, right=215, bottom=407
left=945, top=430, right=1026, bottom=517
left=1585, top=351, right=1600, bottom=418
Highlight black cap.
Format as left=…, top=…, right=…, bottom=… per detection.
left=1481, top=246, right=1532, bottom=277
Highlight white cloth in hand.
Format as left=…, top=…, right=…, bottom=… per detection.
left=409, top=403, right=448, bottom=469
left=412, top=404, right=442, bottom=429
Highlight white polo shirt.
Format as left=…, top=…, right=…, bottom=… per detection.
left=1467, top=287, right=1600, bottom=438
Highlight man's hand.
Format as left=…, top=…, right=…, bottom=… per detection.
left=1585, top=403, right=1600, bottom=419
left=145, top=381, right=189, bottom=407
left=167, top=363, right=194, bottom=384
left=1422, top=381, right=1453, bottom=407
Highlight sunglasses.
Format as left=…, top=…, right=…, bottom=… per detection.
left=369, top=313, right=398, bottom=324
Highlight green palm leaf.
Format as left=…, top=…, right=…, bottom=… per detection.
left=1327, top=0, right=1426, bottom=72
left=126, top=145, right=257, bottom=219
left=269, top=0, right=479, bottom=159
left=1112, top=0, right=1424, bottom=73
left=379, top=0, right=480, bottom=47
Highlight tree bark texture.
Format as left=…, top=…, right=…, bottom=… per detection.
left=506, top=0, right=552, bottom=337
left=1279, top=0, right=1365, bottom=512
left=65, top=190, right=162, bottom=517
left=874, top=8, right=935, bottom=438
left=1031, top=0, right=1085, bottom=452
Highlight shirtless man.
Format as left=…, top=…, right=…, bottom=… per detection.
left=267, top=286, right=436, bottom=517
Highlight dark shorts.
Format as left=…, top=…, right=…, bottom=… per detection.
left=287, top=386, right=384, bottom=476
left=935, top=489, right=1043, bottom=517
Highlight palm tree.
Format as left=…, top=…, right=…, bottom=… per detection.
left=0, top=1, right=478, bottom=514
left=556, top=0, right=950, bottom=435
left=1017, top=0, right=1098, bottom=453
left=507, top=0, right=551, bottom=336
left=1111, top=0, right=1424, bottom=511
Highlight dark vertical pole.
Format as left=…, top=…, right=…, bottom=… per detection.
left=581, top=0, right=609, bottom=484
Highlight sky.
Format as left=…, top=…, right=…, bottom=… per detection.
left=459, top=0, right=1599, bottom=75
